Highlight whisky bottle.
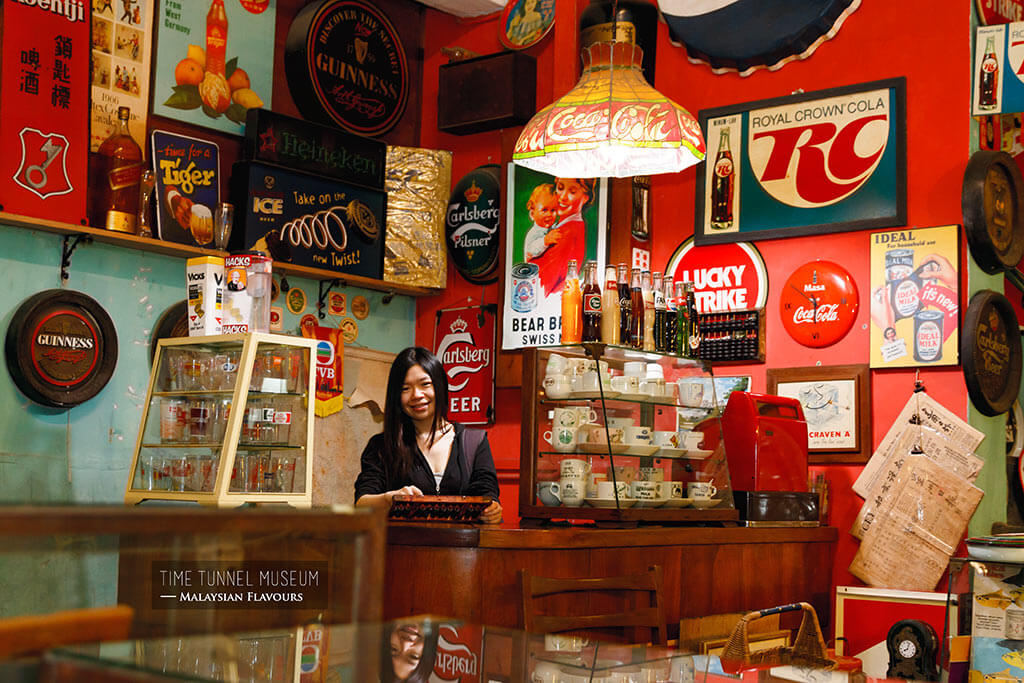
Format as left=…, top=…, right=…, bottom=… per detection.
left=91, top=106, right=143, bottom=233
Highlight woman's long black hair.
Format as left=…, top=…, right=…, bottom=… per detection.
left=383, top=346, right=449, bottom=479
left=380, top=619, right=439, bottom=683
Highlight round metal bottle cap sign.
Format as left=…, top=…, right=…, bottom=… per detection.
left=284, top=0, right=408, bottom=136
left=6, top=289, right=118, bottom=408
left=962, top=150, right=1024, bottom=275
left=446, top=165, right=501, bottom=284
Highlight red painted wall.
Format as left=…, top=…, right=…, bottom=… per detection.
left=411, top=0, right=972, bottom=597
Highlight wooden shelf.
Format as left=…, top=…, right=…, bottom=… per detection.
left=0, top=211, right=439, bottom=298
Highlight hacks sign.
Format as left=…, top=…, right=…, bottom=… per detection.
left=695, top=78, right=907, bottom=246
left=433, top=307, right=494, bottom=426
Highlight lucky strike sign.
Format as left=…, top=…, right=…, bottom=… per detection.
left=433, top=307, right=494, bottom=426
left=665, top=238, right=768, bottom=314
left=695, top=78, right=906, bottom=246
left=1, top=0, right=89, bottom=224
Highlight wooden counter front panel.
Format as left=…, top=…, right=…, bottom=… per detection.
left=384, top=531, right=835, bottom=638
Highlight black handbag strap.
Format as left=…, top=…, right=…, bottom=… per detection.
left=461, top=428, right=485, bottom=472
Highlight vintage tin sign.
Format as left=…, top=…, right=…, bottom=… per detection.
left=89, top=0, right=154, bottom=153
left=695, top=78, right=906, bottom=246
left=977, top=0, right=1024, bottom=24
left=5, top=289, right=118, bottom=408
left=230, top=161, right=386, bottom=280
left=432, top=622, right=482, bottom=683
left=0, top=0, right=89, bottom=224
left=433, top=306, right=495, bottom=426
left=962, top=289, right=1022, bottom=416
left=242, top=108, right=386, bottom=189
left=151, top=130, right=221, bottom=246
left=284, top=0, right=408, bottom=136
left=446, top=165, right=501, bottom=285
left=664, top=237, right=768, bottom=313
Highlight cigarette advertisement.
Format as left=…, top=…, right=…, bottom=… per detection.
left=501, top=164, right=607, bottom=350
left=869, top=225, right=959, bottom=368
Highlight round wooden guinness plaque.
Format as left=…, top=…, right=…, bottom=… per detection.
left=961, top=289, right=1022, bottom=417
left=149, top=299, right=188, bottom=363
left=962, top=150, right=1024, bottom=275
left=6, top=289, right=118, bottom=408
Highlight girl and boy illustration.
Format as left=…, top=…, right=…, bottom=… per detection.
left=523, top=177, right=595, bottom=296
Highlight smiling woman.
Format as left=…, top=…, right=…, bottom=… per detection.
left=381, top=619, right=439, bottom=683
left=353, top=346, right=502, bottom=523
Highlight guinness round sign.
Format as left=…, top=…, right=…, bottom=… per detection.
left=284, top=0, right=408, bottom=136
left=6, top=289, right=118, bottom=408
left=446, top=165, right=501, bottom=284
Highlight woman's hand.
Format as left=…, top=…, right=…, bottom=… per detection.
left=479, top=500, right=503, bottom=524
left=389, top=485, right=423, bottom=501
left=919, top=253, right=957, bottom=288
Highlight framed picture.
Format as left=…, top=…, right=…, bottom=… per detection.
left=766, top=364, right=871, bottom=464
left=695, top=78, right=906, bottom=246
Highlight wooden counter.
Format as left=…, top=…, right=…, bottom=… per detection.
left=384, top=524, right=837, bottom=640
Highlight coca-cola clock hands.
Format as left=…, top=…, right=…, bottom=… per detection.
left=780, top=261, right=859, bottom=347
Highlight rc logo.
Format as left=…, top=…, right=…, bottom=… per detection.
left=747, top=88, right=890, bottom=208
left=15, top=128, right=73, bottom=199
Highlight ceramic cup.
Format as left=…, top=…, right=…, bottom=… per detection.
left=560, top=458, right=589, bottom=478
left=658, top=481, right=685, bottom=500
left=640, top=377, right=665, bottom=397
left=680, top=430, right=704, bottom=451
left=587, top=472, right=607, bottom=497
left=532, top=661, right=562, bottom=683
left=677, top=379, right=706, bottom=408
left=623, top=426, right=652, bottom=445
left=537, top=481, right=561, bottom=506
left=610, top=375, right=639, bottom=394
left=623, top=361, right=645, bottom=378
left=545, top=353, right=568, bottom=376
left=596, top=479, right=629, bottom=499
left=688, top=481, right=718, bottom=499
left=553, top=407, right=582, bottom=429
left=543, top=427, right=576, bottom=453
left=559, top=475, right=585, bottom=506
left=606, top=416, right=634, bottom=429
left=575, top=407, right=599, bottom=425
left=573, top=370, right=601, bottom=393
left=630, top=480, right=659, bottom=500
left=651, top=430, right=679, bottom=448
left=543, top=374, right=572, bottom=399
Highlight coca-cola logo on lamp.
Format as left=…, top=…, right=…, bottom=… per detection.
left=779, top=260, right=859, bottom=348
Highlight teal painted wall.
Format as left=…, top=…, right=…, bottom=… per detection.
left=0, top=222, right=415, bottom=506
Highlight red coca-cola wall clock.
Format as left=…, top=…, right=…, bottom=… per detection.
left=780, top=260, right=859, bottom=347
left=5, top=290, right=118, bottom=408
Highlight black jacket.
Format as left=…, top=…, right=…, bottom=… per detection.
left=354, top=423, right=499, bottom=501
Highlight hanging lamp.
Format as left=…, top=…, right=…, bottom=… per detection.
left=512, top=39, right=706, bottom=178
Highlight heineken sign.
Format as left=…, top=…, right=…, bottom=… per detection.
left=446, top=165, right=501, bottom=284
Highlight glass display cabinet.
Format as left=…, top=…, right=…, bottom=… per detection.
left=520, top=344, right=738, bottom=525
left=124, top=333, right=316, bottom=507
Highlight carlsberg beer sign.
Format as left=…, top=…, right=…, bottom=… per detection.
left=433, top=307, right=495, bottom=425
left=446, top=165, right=501, bottom=284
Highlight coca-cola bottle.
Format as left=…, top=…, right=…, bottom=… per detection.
left=662, top=276, right=676, bottom=354
left=979, top=35, right=999, bottom=111
left=617, top=264, right=632, bottom=344
left=684, top=282, right=702, bottom=359
left=582, top=260, right=602, bottom=342
left=710, top=127, right=734, bottom=231
left=630, top=267, right=644, bottom=348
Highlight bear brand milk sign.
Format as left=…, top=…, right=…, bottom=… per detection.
left=433, top=307, right=495, bottom=426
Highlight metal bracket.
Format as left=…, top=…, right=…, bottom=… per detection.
left=317, top=278, right=343, bottom=319
left=382, top=290, right=396, bottom=305
left=61, top=234, right=92, bottom=282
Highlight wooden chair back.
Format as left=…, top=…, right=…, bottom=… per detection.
left=0, top=605, right=135, bottom=659
left=519, top=564, right=668, bottom=645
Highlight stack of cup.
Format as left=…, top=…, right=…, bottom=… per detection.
left=542, top=353, right=571, bottom=399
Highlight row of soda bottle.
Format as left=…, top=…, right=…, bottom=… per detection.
left=559, top=259, right=702, bottom=356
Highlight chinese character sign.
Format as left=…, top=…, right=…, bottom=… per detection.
left=1, top=0, right=89, bottom=224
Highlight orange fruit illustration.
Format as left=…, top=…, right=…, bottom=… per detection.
left=174, top=58, right=204, bottom=86
left=199, top=71, right=231, bottom=113
left=227, top=67, right=250, bottom=92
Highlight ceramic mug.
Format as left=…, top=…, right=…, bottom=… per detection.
left=573, top=370, right=601, bottom=393
left=658, top=481, right=684, bottom=500
left=573, top=406, right=598, bottom=425
left=623, top=426, right=651, bottom=445
left=552, top=407, right=582, bottom=429
left=610, top=375, right=639, bottom=394
left=545, top=353, right=568, bottom=376
left=559, top=475, right=585, bottom=506
left=640, top=377, right=665, bottom=397
left=630, top=480, right=659, bottom=500
left=537, top=481, right=561, bottom=506
left=587, top=472, right=607, bottom=497
left=543, top=374, right=572, bottom=399
left=651, top=430, right=679, bottom=448
left=680, top=430, right=704, bottom=450
left=623, top=361, right=645, bottom=378
left=688, top=481, right=718, bottom=499
left=596, top=479, right=629, bottom=499
left=560, top=458, right=589, bottom=478
left=543, top=427, right=576, bottom=453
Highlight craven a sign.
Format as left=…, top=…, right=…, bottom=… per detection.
left=695, top=78, right=907, bottom=246
left=433, top=306, right=495, bottom=426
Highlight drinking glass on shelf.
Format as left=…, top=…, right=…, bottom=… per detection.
left=214, top=202, right=234, bottom=251
left=271, top=453, right=297, bottom=493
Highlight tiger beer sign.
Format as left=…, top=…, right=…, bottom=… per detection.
left=695, top=78, right=907, bottom=246
left=433, top=307, right=495, bottom=426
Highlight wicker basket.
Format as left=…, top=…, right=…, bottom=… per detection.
left=720, top=602, right=836, bottom=670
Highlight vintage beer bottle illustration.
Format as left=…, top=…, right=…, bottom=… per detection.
left=710, top=127, right=735, bottom=230
left=206, top=0, right=229, bottom=77
left=979, top=35, right=999, bottom=111
left=91, top=106, right=143, bottom=233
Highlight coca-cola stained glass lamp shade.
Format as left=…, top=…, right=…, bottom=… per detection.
left=657, top=0, right=861, bottom=77
left=511, top=41, right=706, bottom=179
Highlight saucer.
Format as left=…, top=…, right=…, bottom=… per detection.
left=691, top=497, right=721, bottom=509
left=568, top=389, right=620, bottom=400
left=660, top=498, right=693, bottom=508
left=649, top=394, right=677, bottom=405
left=654, top=446, right=686, bottom=458
left=622, top=444, right=659, bottom=456
left=584, top=497, right=636, bottom=508
left=613, top=391, right=651, bottom=402
left=633, top=498, right=665, bottom=508
left=578, top=441, right=628, bottom=454
left=683, top=448, right=714, bottom=460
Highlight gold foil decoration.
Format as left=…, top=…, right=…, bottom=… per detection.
left=384, top=145, right=452, bottom=288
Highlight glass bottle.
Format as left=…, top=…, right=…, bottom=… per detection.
left=561, top=259, right=582, bottom=344
left=674, top=281, right=689, bottom=356
left=601, top=264, right=620, bottom=345
left=617, top=263, right=632, bottom=345
left=711, top=127, right=735, bottom=231
left=684, top=281, right=702, bottom=358
left=642, top=270, right=655, bottom=351
left=652, top=272, right=665, bottom=352
left=91, top=106, right=143, bottom=233
left=582, top=260, right=602, bottom=342
left=137, top=169, right=155, bottom=238
left=629, top=267, right=644, bottom=348
left=662, top=276, right=676, bottom=354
